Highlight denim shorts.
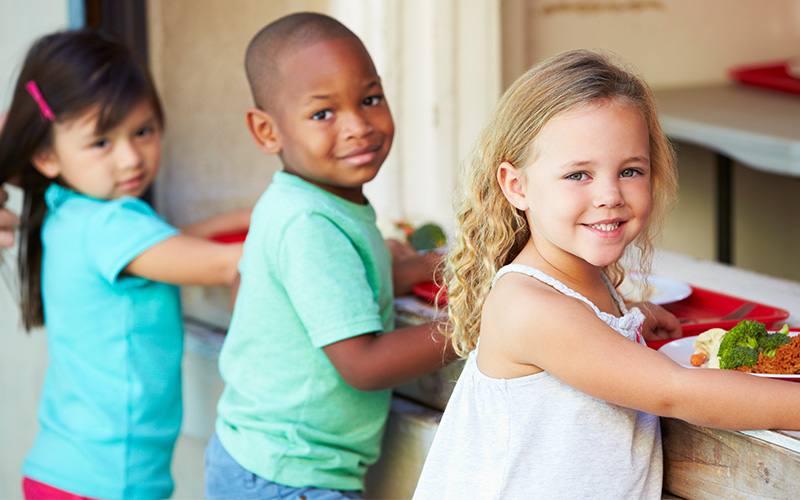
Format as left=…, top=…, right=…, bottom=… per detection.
left=204, top=433, right=362, bottom=500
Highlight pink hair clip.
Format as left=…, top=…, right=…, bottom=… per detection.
left=25, top=80, right=55, bottom=122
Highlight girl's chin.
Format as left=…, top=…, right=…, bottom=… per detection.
left=583, top=251, right=627, bottom=268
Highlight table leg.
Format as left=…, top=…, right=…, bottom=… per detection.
left=716, top=153, right=733, bottom=264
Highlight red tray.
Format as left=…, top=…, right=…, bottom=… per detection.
left=209, top=230, right=248, bottom=244
left=646, top=286, right=789, bottom=350
left=728, top=60, right=800, bottom=96
left=412, top=281, right=447, bottom=307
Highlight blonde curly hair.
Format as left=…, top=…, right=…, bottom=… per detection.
left=443, top=49, right=678, bottom=357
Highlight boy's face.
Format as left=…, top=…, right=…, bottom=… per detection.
left=266, top=36, right=394, bottom=204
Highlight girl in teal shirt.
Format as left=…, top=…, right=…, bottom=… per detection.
left=0, top=29, right=249, bottom=500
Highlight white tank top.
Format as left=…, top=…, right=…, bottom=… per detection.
left=413, top=264, right=662, bottom=500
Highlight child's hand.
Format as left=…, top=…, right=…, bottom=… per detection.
left=385, top=238, right=417, bottom=261
left=0, top=113, right=18, bottom=260
left=386, top=238, right=444, bottom=296
left=633, top=302, right=682, bottom=341
left=0, top=186, right=20, bottom=260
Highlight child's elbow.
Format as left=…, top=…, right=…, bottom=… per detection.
left=339, top=372, right=387, bottom=392
left=334, top=363, right=392, bottom=392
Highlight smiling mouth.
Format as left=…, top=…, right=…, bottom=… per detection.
left=340, top=145, right=382, bottom=166
left=586, top=221, right=622, bottom=232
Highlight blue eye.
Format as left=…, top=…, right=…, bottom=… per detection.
left=311, top=110, right=333, bottom=120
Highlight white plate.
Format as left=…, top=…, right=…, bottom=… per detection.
left=658, top=333, right=800, bottom=381
left=619, top=273, right=692, bottom=305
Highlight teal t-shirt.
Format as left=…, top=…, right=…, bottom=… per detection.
left=216, top=172, right=394, bottom=491
left=22, top=184, right=182, bottom=500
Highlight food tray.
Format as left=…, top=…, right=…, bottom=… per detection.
left=728, top=60, right=800, bottom=96
left=646, top=286, right=790, bottom=350
left=411, top=281, right=447, bottom=307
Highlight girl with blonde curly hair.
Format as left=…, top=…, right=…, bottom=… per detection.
left=414, top=49, right=800, bottom=499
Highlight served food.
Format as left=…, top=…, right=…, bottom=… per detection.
left=377, top=220, right=447, bottom=252
left=690, top=320, right=799, bottom=374
left=691, top=327, right=726, bottom=368
left=737, top=335, right=800, bottom=375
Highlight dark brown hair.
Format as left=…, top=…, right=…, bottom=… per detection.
left=0, top=28, right=164, bottom=330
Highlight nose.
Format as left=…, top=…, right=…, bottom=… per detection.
left=342, top=110, right=374, bottom=139
left=116, top=140, right=143, bottom=170
left=594, top=177, right=625, bottom=208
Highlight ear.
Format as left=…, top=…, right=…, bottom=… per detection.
left=497, top=161, right=529, bottom=211
left=245, top=107, right=282, bottom=154
left=31, top=149, right=61, bottom=179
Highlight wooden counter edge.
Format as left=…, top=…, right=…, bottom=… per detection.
left=661, top=417, right=800, bottom=500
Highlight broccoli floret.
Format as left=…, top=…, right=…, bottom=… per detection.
left=717, top=320, right=767, bottom=360
left=719, top=345, right=760, bottom=370
left=759, top=325, right=791, bottom=357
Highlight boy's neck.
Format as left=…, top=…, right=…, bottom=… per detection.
left=284, top=171, right=367, bottom=205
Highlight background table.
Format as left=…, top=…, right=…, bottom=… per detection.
left=654, top=85, right=800, bottom=264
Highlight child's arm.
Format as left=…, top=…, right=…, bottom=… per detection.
left=124, top=234, right=242, bottom=287
left=124, top=209, right=250, bottom=287
left=124, top=208, right=250, bottom=286
left=178, top=208, right=251, bottom=238
left=322, top=321, right=458, bottom=392
left=485, top=277, right=800, bottom=431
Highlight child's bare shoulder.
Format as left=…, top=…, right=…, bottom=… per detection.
left=483, top=271, right=601, bottom=341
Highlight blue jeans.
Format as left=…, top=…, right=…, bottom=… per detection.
left=204, top=433, right=362, bottom=500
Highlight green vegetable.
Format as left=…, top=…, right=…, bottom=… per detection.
left=717, top=320, right=792, bottom=369
left=719, top=345, right=760, bottom=370
left=408, top=223, right=446, bottom=251
left=760, top=324, right=791, bottom=357
left=717, top=320, right=766, bottom=360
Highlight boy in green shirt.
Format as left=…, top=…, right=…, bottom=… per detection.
left=206, top=12, right=456, bottom=499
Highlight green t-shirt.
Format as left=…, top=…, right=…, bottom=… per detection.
left=216, top=172, right=394, bottom=490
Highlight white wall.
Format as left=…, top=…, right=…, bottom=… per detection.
left=501, top=0, right=800, bottom=89
left=148, top=0, right=501, bottom=235
left=0, top=4, right=71, bottom=498
left=0, top=1, right=72, bottom=109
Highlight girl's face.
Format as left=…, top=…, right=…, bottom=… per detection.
left=506, top=100, right=651, bottom=269
left=33, top=99, right=162, bottom=200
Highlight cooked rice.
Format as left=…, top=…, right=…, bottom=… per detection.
left=736, top=335, right=800, bottom=375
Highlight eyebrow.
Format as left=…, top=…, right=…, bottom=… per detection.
left=557, top=156, right=650, bottom=171
left=305, top=79, right=383, bottom=102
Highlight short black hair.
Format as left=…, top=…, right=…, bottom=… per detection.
left=244, top=12, right=363, bottom=111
